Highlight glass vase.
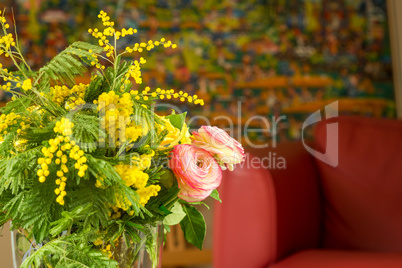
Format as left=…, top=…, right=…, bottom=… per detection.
left=11, top=224, right=164, bottom=268
left=111, top=224, right=164, bottom=268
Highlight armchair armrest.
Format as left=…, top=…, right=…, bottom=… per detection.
left=213, top=156, right=277, bottom=268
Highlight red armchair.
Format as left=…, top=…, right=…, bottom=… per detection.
left=213, top=116, right=402, bottom=268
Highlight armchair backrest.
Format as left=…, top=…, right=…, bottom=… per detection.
left=314, top=116, right=402, bottom=252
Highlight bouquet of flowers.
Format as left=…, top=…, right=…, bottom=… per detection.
left=0, top=10, right=245, bottom=268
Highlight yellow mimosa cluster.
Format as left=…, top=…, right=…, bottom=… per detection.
left=53, top=117, right=74, bottom=136
left=21, top=79, right=32, bottom=91
left=0, top=11, right=15, bottom=57
left=114, top=164, right=149, bottom=189
left=0, top=72, right=30, bottom=94
left=37, top=118, right=88, bottom=205
left=114, top=164, right=161, bottom=206
left=136, top=186, right=161, bottom=205
left=0, top=64, right=12, bottom=90
left=130, top=87, right=204, bottom=105
left=0, top=68, right=25, bottom=93
left=125, top=37, right=177, bottom=53
left=131, top=149, right=155, bottom=171
left=0, top=113, right=22, bottom=135
left=13, top=139, right=27, bottom=152
left=96, top=91, right=142, bottom=145
left=96, top=239, right=113, bottom=258
left=119, top=57, right=146, bottom=88
left=50, top=85, right=70, bottom=104
left=0, top=33, right=15, bottom=55
left=0, top=13, right=34, bottom=94
left=88, top=50, right=105, bottom=70
left=50, top=84, right=87, bottom=110
left=88, top=10, right=137, bottom=59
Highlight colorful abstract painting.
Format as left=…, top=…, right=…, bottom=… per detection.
left=0, top=0, right=395, bottom=143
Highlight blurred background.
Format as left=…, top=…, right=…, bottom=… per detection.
left=0, top=0, right=398, bottom=267
left=0, top=0, right=396, bottom=142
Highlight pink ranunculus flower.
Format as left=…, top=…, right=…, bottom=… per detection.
left=168, top=144, right=222, bottom=202
left=191, top=126, right=245, bottom=171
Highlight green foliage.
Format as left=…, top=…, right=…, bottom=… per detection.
left=0, top=190, right=17, bottom=225
left=166, top=112, right=187, bottom=129
left=102, top=66, right=115, bottom=88
left=0, top=148, right=39, bottom=195
left=112, top=59, right=133, bottom=90
left=20, top=235, right=118, bottom=268
left=146, top=185, right=180, bottom=217
left=0, top=212, right=9, bottom=226
left=158, top=169, right=175, bottom=189
left=86, top=155, right=122, bottom=186
left=163, top=202, right=186, bottom=226
left=210, top=189, right=221, bottom=203
left=22, top=122, right=57, bottom=145
left=0, top=132, right=17, bottom=157
left=179, top=204, right=206, bottom=250
left=0, top=97, right=32, bottom=114
left=68, top=181, right=112, bottom=231
left=84, top=75, right=105, bottom=103
left=131, top=101, right=164, bottom=148
left=5, top=183, right=63, bottom=242
left=71, top=113, right=105, bottom=152
left=83, top=58, right=132, bottom=103
left=85, top=155, right=148, bottom=217
left=50, top=204, right=93, bottom=237
left=104, top=219, right=144, bottom=248
left=38, top=41, right=103, bottom=86
left=20, top=237, right=67, bottom=268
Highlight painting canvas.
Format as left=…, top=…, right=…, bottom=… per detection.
left=0, top=0, right=395, bottom=144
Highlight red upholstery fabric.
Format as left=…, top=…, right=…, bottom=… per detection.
left=248, top=143, right=322, bottom=261
left=271, top=250, right=402, bottom=268
left=213, top=116, right=402, bottom=268
left=314, top=116, right=402, bottom=252
left=213, top=153, right=277, bottom=268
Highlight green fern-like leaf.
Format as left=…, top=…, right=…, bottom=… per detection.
left=21, top=234, right=118, bottom=268
left=20, top=237, right=67, bottom=268
left=86, top=155, right=121, bottom=184
left=22, top=122, right=57, bottom=145
left=71, top=113, right=105, bottom=152
left=131, top=101, right=164, bottom=148
left=38, top=41, right=103, bottom=87
left=0, top=148, right=39, bottom=195
left=0, top=132, right=16, bottom=157
left=83, top=75, right=105, bottom=103
left=68, top=180, right=112, bottom=230
left=112, top=59, right=133, bottom=91
left=0, top=97, right=32, bottom=114
left=4, top=182, right=63, bottom=242
left=62, top=238, right=118, bottom=268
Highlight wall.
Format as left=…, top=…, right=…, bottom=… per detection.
left=0, top=222, right=14, bottom=268
left=388, top=0, right=402, bottom=118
